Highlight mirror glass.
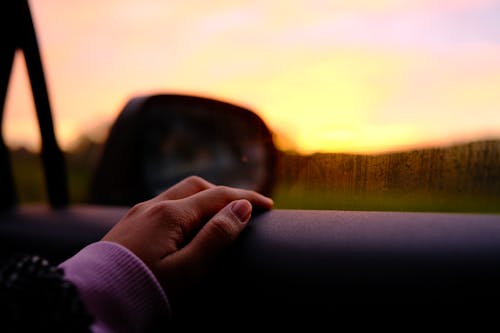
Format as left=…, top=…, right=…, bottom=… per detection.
left=140, top=95, right=276, bottom=196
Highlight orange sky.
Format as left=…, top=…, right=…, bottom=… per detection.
left=4, top=0, right=500, bottom=154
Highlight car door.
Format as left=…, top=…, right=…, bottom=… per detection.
left=2, top=0, right=500, bottom=327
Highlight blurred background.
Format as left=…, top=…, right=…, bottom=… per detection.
left=4, top=0, right=500, bottom=212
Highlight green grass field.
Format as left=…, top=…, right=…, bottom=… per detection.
left=11, top=158, right=499, bottom=214
left=272, top=185, right=500, bottom=214
left=10, top=148, right=93, bottom=204
left=9, top=138, right=500, bottom=214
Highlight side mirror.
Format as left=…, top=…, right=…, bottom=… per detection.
left=90, top=94, right=277, bottom=206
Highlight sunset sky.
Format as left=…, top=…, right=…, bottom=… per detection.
left=4, top=0, right=500, bottom=154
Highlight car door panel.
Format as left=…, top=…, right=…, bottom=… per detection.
left=4, top=206, right=498, bottom=313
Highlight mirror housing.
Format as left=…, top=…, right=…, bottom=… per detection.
left=90, top=94, right=277, bottom=206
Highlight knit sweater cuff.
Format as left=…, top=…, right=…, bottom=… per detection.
left=59, top=241, right=171, bottom=333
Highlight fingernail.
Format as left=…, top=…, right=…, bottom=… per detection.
left=231, top=200, right=252, bottom=223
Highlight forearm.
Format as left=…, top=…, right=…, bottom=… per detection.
left=60, top=241, right=171, bottom=333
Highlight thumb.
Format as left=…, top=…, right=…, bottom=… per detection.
left=178, top=199, right=252, bottom=265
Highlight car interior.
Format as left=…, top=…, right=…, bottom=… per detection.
left=1, top=0, right=500, bottom=326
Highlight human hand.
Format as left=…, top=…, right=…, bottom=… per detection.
left=102, top=176, right=273, bottom=309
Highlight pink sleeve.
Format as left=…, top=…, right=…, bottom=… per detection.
left=59, top=241, right=171, bottom=333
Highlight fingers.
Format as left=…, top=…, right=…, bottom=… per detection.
left=152, top=176, right=215, bottom=202
left=164, top=199, right=252, bottom=270
left=176, top=185, right=273, bottom=235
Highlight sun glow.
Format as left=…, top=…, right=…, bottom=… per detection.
left=3, top=0, right=500, bottom=154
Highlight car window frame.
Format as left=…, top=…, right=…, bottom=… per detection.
left=2, top=0, right=500, bottom=315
